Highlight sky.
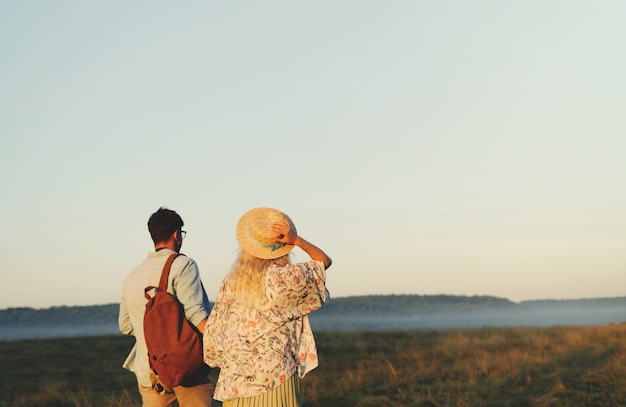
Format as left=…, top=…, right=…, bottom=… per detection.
left=1, top=1, right=626, bottom=309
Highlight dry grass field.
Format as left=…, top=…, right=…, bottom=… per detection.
left=2, top=324, right=626, bottom=406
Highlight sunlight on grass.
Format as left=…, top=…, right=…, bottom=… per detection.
left=3, top=325, right=626, bottom=406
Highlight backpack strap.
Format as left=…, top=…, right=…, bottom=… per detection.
left=158, top=253, right=181, bottom=292
left=144, top=253, right=182, bottom=300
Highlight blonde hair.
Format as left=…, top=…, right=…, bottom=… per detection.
left=227, top=250, right=291, bottom=304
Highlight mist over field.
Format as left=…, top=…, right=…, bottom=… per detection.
left=2, top=295, right=626, bottom=341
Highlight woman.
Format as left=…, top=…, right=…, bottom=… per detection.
left=204, top=207, right=332, bottom=406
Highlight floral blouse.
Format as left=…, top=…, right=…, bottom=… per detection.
left=203, top=260, right=329, bottom=401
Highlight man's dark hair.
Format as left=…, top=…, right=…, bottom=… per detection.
left=148, top=207, right=184, bottom=244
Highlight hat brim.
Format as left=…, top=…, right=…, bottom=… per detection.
left=236, top=208, right=295, bottom=259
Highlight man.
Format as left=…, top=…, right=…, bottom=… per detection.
left=119, top=207, right=214, bottom=407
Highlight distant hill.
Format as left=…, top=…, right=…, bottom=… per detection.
left=522, top=297, right=626, bottom=307
left=0, top=303, right=120, bottom=327
left=2, top=295, right=626, bottom=340
left=319, top=294, right=520, bottom=315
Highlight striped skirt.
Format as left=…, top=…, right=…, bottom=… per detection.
left=222, top=374, right=302, bottom=407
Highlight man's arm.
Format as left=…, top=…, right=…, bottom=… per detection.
left=173, top=257, right=211, bottom=329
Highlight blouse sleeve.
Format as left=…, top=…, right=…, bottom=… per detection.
left=263, top=260, right=329, bottom=322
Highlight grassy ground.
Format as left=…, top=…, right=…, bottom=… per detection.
left=2, top=324, right=626, bottom=406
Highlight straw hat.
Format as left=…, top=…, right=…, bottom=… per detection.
left=236, top=207, right=297, bottom=259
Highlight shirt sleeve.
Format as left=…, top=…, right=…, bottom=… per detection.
left=118, top=296, right=134, bottom=335
left=172, top=256, right=211, bottom=327
left=264, top=260, right=329, bottom=322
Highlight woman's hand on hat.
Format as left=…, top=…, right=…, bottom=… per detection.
left=271, top=222, right=297, bottom=245
left=273, top=222, right=332, bottom=268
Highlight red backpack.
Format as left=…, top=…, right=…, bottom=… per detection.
left=143, top=253, right=205, bottom=389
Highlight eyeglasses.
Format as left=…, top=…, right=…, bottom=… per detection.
left=180, top=230, right=187, bottom=239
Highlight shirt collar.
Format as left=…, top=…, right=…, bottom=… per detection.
left=147, top=248, right=176, bottom=259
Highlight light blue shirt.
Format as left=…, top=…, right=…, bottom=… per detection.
left=119, top=248, right=211, bottom=387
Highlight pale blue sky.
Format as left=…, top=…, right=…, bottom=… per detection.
left=2, top=1, right=625, bottom=309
